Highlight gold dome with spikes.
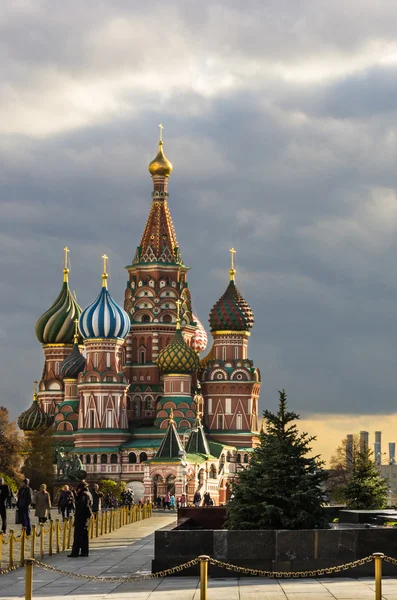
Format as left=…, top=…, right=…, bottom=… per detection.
left=149, top=141, right=173, bottom=177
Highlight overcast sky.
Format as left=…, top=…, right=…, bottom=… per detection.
left=2, top=1, right=397, bottom=460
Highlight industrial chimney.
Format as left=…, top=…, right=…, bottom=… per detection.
left=360, top=431, right=369, bottom=452
left=389, top=442, right=396, bottom=465
left=346, top=434, right=354, bottom=468
left=374, top=431, right=382, bottom=465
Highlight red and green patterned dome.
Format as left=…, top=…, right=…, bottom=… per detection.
left=157, top=328, right=200, bottom=374
left=209, top=280, right=254, bottom=332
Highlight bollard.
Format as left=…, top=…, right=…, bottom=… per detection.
left=25, top=558, right=34, bottom=600
left=62, top=519, right=67, bottom=552
left=100, top=511, right=104, bottom=536
left=67, top=517, right=73, bottom=549
left=55, top=520, right=60, bottom=553
left=9, top=529, right=14, bottom=568
left=90, top=516, right=94, bottom=539
left=20, top=528, right=26, bottom=567
left=199, top=555, right=209, bottom=600
left=373, top=553, right=384, bottom=600
left=31, top=525, right=36, bottom=559
left=95, top=513, right=99, bottom=538
left=49, top=521, right=53, bottom=556
left=39, top=524, right=44, bottom=559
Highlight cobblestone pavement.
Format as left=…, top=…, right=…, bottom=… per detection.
left=2, top=511, right=397, bottom=599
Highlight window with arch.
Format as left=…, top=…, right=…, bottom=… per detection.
left=236, top=413, right=242, bottom=430
left=226, top=451, right=231, bottom=462
left=244, top=453, right=249, bottom=464
left=93, top=454, right=98, bottom=464
left=106, top=410, right=113, bottom=428
left=222, top=347, right=226, bottom=361
left=209, top=464, right=217, bottom=479
left=86, top=455, right=91, bottom=464
left=101, top=454, right=108, bottom=464
left=128, top=452, right=137, bottom=464
left=89, top=410, right=95, bottom=428
left=141, top=314, right=150, bottom=323
left=235, top=346, right=239, bottom=360
left=236, top=454, right=241, bottom=463
left=162, top=314, right=172, bottom=323
left=55, top=361, right=59, bottom=375
left=145, top=397, right=152, bottom=410
left=139, top=452, right=148, bottom=463
left=94, top=353, right=98, bottom=368
left=139, top=347, right=146, bottom=365
left=110, top=454, right=118, bottom=464
left=106, top=352, right=111, bottom=368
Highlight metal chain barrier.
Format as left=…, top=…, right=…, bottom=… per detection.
left=30, top=557, right=200, bottom=582
left=208, top=555, right=374, bottom=578
left=0, top=504, right=153, bottom=575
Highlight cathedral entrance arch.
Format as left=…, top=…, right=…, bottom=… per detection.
left=152, top=474, right=164, bottom=499
left=166, top=474, right=176, bottom=494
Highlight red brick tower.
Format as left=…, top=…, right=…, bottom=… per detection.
left=200, top=249, right=261, bottom=448
left=123, top=129, right=196, bottom=424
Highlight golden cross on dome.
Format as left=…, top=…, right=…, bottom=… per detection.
left=158, top=123, right=164, bottom=143
left=229, top=247, right=236, bottom=281
left=74, top=318, right=79, bottom=344
left=102, top=254, right=108, bottom=288
left=176, top=299, right=181, bottom=328
left=33, top=380, right=38, bottom=401
left=63, top=246, right=70, bottom=282
left=169, top=407, right=175, bottom=423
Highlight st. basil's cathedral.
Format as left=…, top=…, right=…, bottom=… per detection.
left=18, top=132, right=262, bottom=503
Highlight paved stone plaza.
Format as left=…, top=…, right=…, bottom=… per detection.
left=2, top=512, right=397, bottom=599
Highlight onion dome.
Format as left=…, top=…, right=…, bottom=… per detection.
left=18, top=381, right=52, bottom=432
left=149, top=141, right=173, bottom=177
left=191, top=314, right=208, bottom=353
left=157, top=306, right=200, bottom=374
left=79, top=256, right=130, bottom=340
left=209, top=249, right=254, bottom=332
left=60, top=320, right=86, bottom=378
left=36, top=249, right=81, bottom=344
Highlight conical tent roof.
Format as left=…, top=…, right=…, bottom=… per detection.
left=156, top=415, right=184, bottom=459
left=186, top=419, right=211, bottom=455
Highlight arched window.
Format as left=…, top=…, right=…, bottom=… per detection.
left=222, top=347, right=226, bottom=361
left=236, top=454, right=241, bottom=463
left=162, top=314, right=172, bottom=323
left=86, top=455, right=91, bottom=464
left=244, top=453, right=249, bottom=464
left=55, top=361, right=59, bottom=375
left=139, top=347, right=146, bottom=365
left=110, top=454, right=118, bottom=464
left=94, top=353, right=98, bottom=368
left=226, top=451, right=231, bottom=462
left=93, top=454, right=98, bottom=464
left=142, top=314, right=150, bottom=323
left=209, top=465, right=217, bottom=479
left=145, top=397, right=152, bottom=410
left=101, top=454, right=108, bottom=464
left=128, top=452, right=137, bottom=464
left=106, top=352, right=111, bottom=368
left=139, top=452, right=148, bottom=463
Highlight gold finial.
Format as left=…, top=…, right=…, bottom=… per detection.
left=159, top=123, right=164, bottom=143
left=260, top=416, right=265, bottom=433
left=169, top=408, right=175, bottom=423
left=102, top=254, right=108, bottom=288
left=176, top=299, right=181, bottom=330
left=63, top=247, right=70, bottom=282
left=33, top=380, right=38, bottom=402
left=73, top=319, right=79, bottom=344
left=229, top=248, right=236, bottom=282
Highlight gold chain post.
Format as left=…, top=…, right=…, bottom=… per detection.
left=20, top=528, right=26, bottom=567
left=25, top=558, right=34, bottom=600
left=49, top=521, right=53, bottom=556
left=39, top=524, right=44, bottom=559
left=95, top=513, right=99, bottom=537
left=62, top=519, right=67, bottom=551
left=100, top=511, right=104, bottom=536
left=0, top=531, right=3, bottom=565
left=55, top=520, right=60, bottom=553
left=199, top=555, right=209, bottom=600
left=67, top=517, right=73, bottom=549
left=373, top=553, right=384, bottom=600
left=9, top=530, right=14, bottom=568
left=31, top=525, right=36, bottom=559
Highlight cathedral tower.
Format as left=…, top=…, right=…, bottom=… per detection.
left=200, top=250, right=261, bottom=447
left=123, top=128, right=197, bottom=423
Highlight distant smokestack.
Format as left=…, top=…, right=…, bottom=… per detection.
left=374, top=431, right=382, bottom=465
left=389, top=442, right=396, bottom=464
left=360, top=431, right=369, bottom=452
left=346, top=434, right=354, bottom=468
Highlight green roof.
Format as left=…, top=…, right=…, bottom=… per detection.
left=74, top=447, right=120, bottom=453
left=156, top=421, right=184, bottom=459
left=121, top=439, right=162, bottom=449
left=208, top=441, right=236, bottom=457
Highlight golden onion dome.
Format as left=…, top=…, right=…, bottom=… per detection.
left=157, top=328, right=200, bottom=375
left=149, top=142, right=173, bottom=178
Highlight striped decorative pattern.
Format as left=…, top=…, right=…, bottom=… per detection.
left=18, top=400, right=52, bottom=431
left=191, top=314, right=208, bottom=353
left=79, top=287, right=130, bottom=340
left=209, top=280, right=254, bottom=332
left=60, top=343, right=86, bottom=378
left=36, top=282, right=82, bottom=344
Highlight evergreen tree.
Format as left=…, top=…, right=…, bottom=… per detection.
left=23, top=425, right=55, bottom=491
left=327, top=435, right=360, bottom=503
left=344, top=447, right=389, bottom=509
left=227, top=390, right=329, bottom=530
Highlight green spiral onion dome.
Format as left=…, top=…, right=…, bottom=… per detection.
left=36, top=269, right=82, bottom=345
left=209, top=279, right=254, bottom=332
left=18, top=393, right=52, bottom=432
left=157, top=327, right=200, bottom=375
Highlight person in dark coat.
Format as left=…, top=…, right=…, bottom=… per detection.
left=58, top=485, right=75, bottom=520
left=17, top=479, right=33, bottom=535
left=90, top=484, right=103, bottom=515
left=0, top=477, right=12, bottom=534
left=68, top=482, right=93, bottom=557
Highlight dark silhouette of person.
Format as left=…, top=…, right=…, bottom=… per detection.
left=68, top=482, right=93, bottom=557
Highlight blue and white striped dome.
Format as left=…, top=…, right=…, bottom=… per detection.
left=79, top=286, right=130, bottom=340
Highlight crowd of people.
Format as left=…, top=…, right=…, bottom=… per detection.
left=155, top=490, right=215, bottom=510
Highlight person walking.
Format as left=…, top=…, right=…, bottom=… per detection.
left=180, top=493, right=187, bottom=507
left=0, top=477, right=12, bottom=534
left=17, top=479, right=33, bottom=535
left=163, top=491, right=171, bottom=510
left=193, top=490, right=201, bottom=507
left=68, top=482, right=93, bottom=558
left=35, top=484, right=51, bottom=523
left=58, top=485, right=75, bottom=520
left=170, top=494, right=176, bottom=510
left=90, top=484, right=103, bottom=515
left=203, top=492, right=211, bottom=507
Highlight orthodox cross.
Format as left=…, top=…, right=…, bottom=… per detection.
left=102, top=254, right=108, bottom=287
left=33, top=380, right=38, bottom=400
left=159, top=123, right=164, bottom=143
left=74, top=318, right=79, bottom=343
left=230, top=247, right=236, bottom=281
left=176, top=299, right=181, bottom=327
left=64, top=246, right=69, bottom=269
